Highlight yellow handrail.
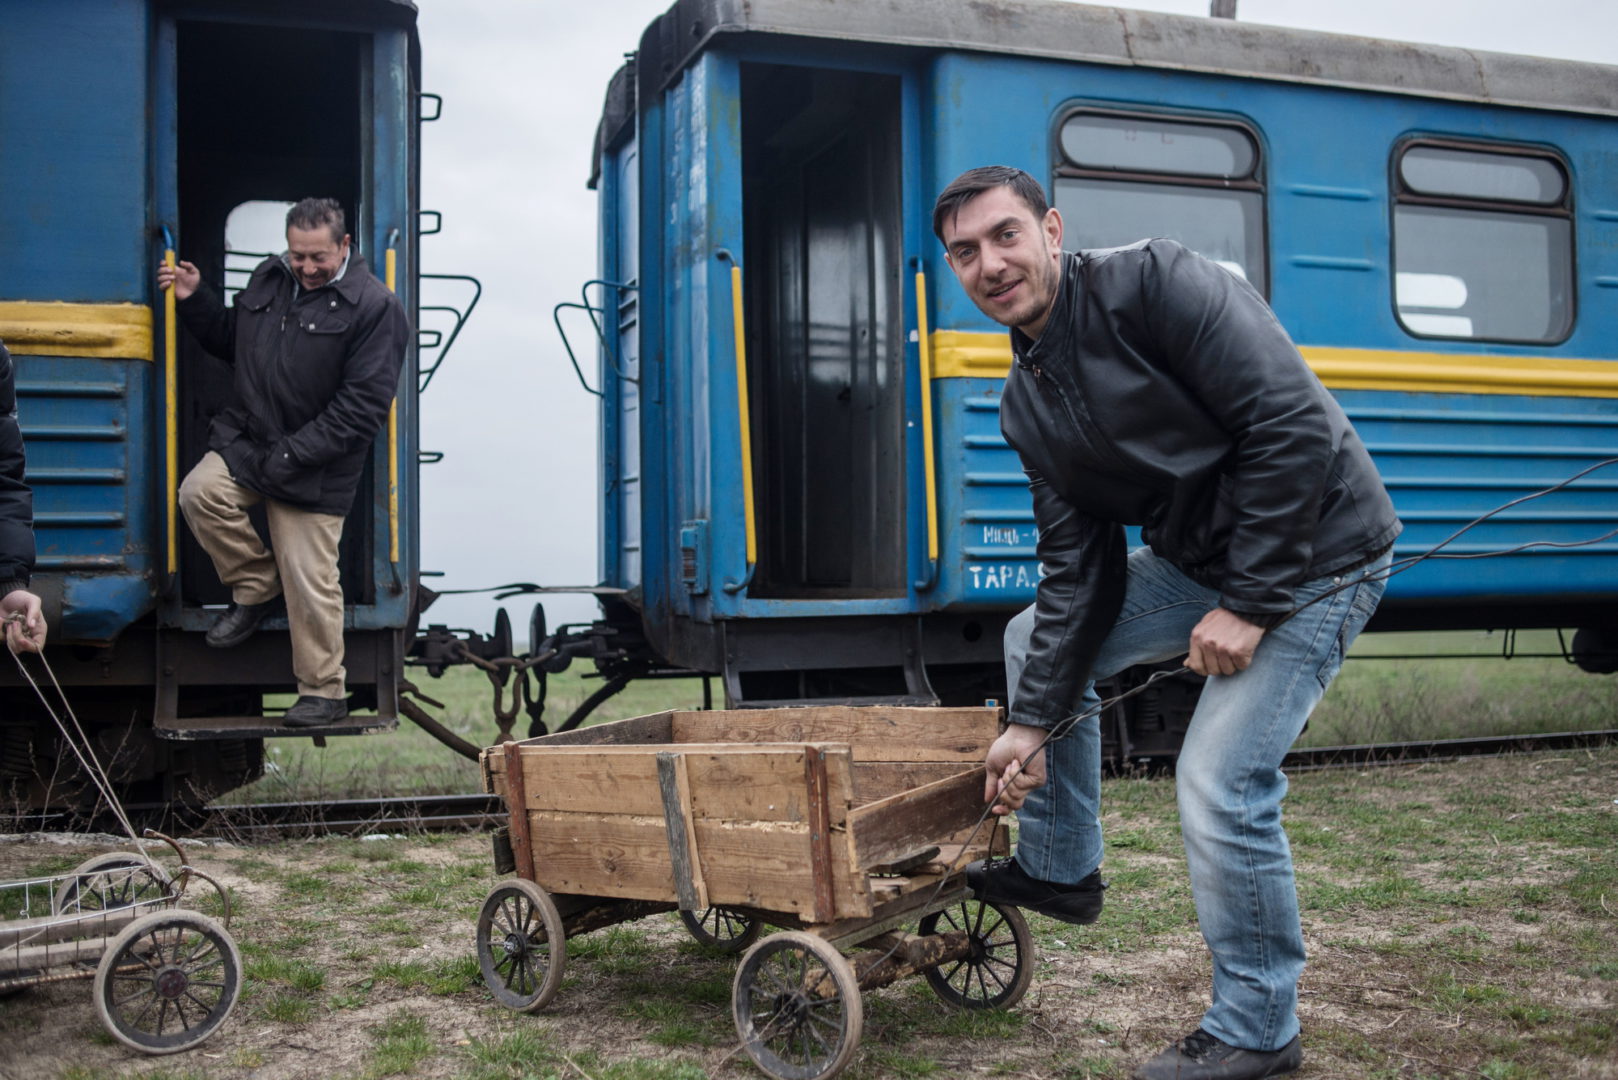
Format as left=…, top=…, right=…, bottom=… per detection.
left=163, top=249, right=179, bottom=575
left=915, top=270, right=939, bottom=572
left=731, top=264, right=758, bottom=571
left=385, top=245, right=399, bottom=565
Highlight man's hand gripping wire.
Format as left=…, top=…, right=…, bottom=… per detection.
left=1, top=603, right=45, bottom=655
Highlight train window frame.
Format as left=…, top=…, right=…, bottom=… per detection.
left=1051, top=106, right=1269, bottom=297
left=1390, top=137, right=1575, bottom=346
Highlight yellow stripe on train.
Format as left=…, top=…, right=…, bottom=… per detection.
left=929, top=330, right=1618, bottom=399
left=0, top=301, right=154, bottom=361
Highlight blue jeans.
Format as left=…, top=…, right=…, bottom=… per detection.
left=1004, top=547, right=1389, bottom=1051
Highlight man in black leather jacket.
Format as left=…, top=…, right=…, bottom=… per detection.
left=935, top=167, right=1399, bottom=1080
left=158, top=198, right=408, bottom=727
left=0, top=340, right=46, bottom=654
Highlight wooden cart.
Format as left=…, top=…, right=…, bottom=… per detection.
left=476, top=705, right=1031, bottom=1080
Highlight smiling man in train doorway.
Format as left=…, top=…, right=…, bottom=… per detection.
left=158, top=198, right=408, bottom=728
left=935, top=166, right=1400, bottom=1079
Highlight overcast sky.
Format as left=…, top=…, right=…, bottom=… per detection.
left=410, top=0, right=1617, bottom=641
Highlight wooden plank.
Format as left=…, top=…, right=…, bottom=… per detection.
left=512, top=745, right=815, bottom=820
left=480, top=745, right=504, bottom=799
left=503, top=741, right=536, bottom=881
left=821, top=748, right=871, bottom=921
left=852, top=762, right=971, bottom=806
left=669, top=706, right=1000, bottom=762
left=528, top=812, right=821, bottom=915
left=804, top=747, right=835, bottom=922
left=846, top=768, right=995, bottom=872
left=657, top=752, right=708, bottom=911
left=520, top=711, right=675, bottom=747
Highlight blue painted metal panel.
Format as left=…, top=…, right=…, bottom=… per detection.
left=364, top=26, right=414, bottom=629
left=0, top=0, right=150, bottom=302
left=13, top=355, right=156, bottom=639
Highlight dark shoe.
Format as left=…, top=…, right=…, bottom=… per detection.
left=1131, top=1030, right=1302, bottom=1080
left=205, top=599, right=278, bottom=648
left=283, top=695, right=348, bottom=728
left=965, top=857, right=1106, bottom=925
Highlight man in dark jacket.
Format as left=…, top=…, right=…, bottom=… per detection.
left=158, top=198, right=408, bottom=727
left=0, top=340, right=46, bottom=654
left=936, top=167, right=1399, bottom=1080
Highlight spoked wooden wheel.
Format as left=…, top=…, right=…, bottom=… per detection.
left=54, top=853, right=174, bottom=915
left=680, top=907, right=763, bottom=953
left=94, top=910, right=241, bottom=1054
left=918, top=898, right=1033, bottom=1009
left=476, top=879, right=566, bottom=1012
left=732, top=931, right=863, bottom=1080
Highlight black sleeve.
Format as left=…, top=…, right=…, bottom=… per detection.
left=1008, top=468, right=1128, bottom=730
left=283, top=293, right=410, bottom=467
left=1140, top=240, right=1337, bottom=622
left=175, top=282, right=238, bottom=363
left=0, top=341, right=35, bottom=589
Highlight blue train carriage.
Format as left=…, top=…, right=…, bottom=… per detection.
left=0, top=0, right=425, bottom=809
left=585, top=0, right=1618, bottom=731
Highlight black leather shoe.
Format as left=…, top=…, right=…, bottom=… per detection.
left=283, top=695, right=349, bottom=728
left=205, top=599, right=277, bottom=649
left=1132, top=1030, right=1302, bottom=1080
left=965, top=857, right=1106, bottom=925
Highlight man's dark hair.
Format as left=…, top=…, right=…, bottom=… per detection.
left=932, top=166, right=1050, bottom=244
left=286, top=197, right=347, bottom=245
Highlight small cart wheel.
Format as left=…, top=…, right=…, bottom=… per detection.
left=476, top=879, right=566, bottom=1012
left=54, top=853, right=173, bottom=915
left=918, top=898, right=1033, bottom=1010
left=94, top=910, right=241, bottom=1054
left=680, top=907, right=763, bottom=953
left=732, top=931, right=863, bottom=1080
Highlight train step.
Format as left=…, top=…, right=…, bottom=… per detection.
left=153, top=714, right=398, bottom=741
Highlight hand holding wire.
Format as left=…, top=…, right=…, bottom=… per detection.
left=1, top=594, right=46, bottom=655
left=984, top=723, right=1049, bottom=814
left=1186, top=607, right=1266, bottom=676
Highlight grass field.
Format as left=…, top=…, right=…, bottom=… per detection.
left=226, top=629, right=1618, bottom=804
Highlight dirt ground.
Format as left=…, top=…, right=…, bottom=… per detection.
left=0, top=750, right=1614, bottom=1080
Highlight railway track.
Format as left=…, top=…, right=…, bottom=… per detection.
left=6, top=728, right=1614, bottom=839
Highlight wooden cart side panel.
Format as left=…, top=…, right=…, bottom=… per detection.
left=667, top=707, right=1000, bottom=762
left=499, top=745, right=843, bottom=820
left=527, top=811, right=825, bottom=916
left=846, top=768, right=996, bottom=872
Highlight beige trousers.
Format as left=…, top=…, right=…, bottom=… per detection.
left=178, top=451, right=347, bottom=699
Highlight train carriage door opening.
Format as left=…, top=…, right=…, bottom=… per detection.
left=741, top=65, right=906, bottom=599
left=172, top=20, right=370, bottom=607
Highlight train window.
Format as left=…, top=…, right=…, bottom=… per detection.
left=223, top=200, right=294, bottom=305
left=1054, top=110, right=1266, bottom=292
left=1060, top=114, right=1256, bottom=179
left=1393, top=142, right=1573, bottom=343
left=1400, top=147, right=1565, bottom=205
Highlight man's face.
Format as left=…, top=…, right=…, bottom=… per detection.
left=287, top=225, right=350, bottom=291
left=942, top=186, right=1064, bottom=339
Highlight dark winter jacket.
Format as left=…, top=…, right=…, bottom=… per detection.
left=177, top=250, right=409, bottom=515
left=0, top=340, right=34, bottom=596
left=1000, top=240, right=1401, bottom=730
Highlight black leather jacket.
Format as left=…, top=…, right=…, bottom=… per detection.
left=1000, top=240, right=1400, bottom=730
left=0, top=341, right=34, bottom=594
left=177, top=251, right=409, bottom=515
